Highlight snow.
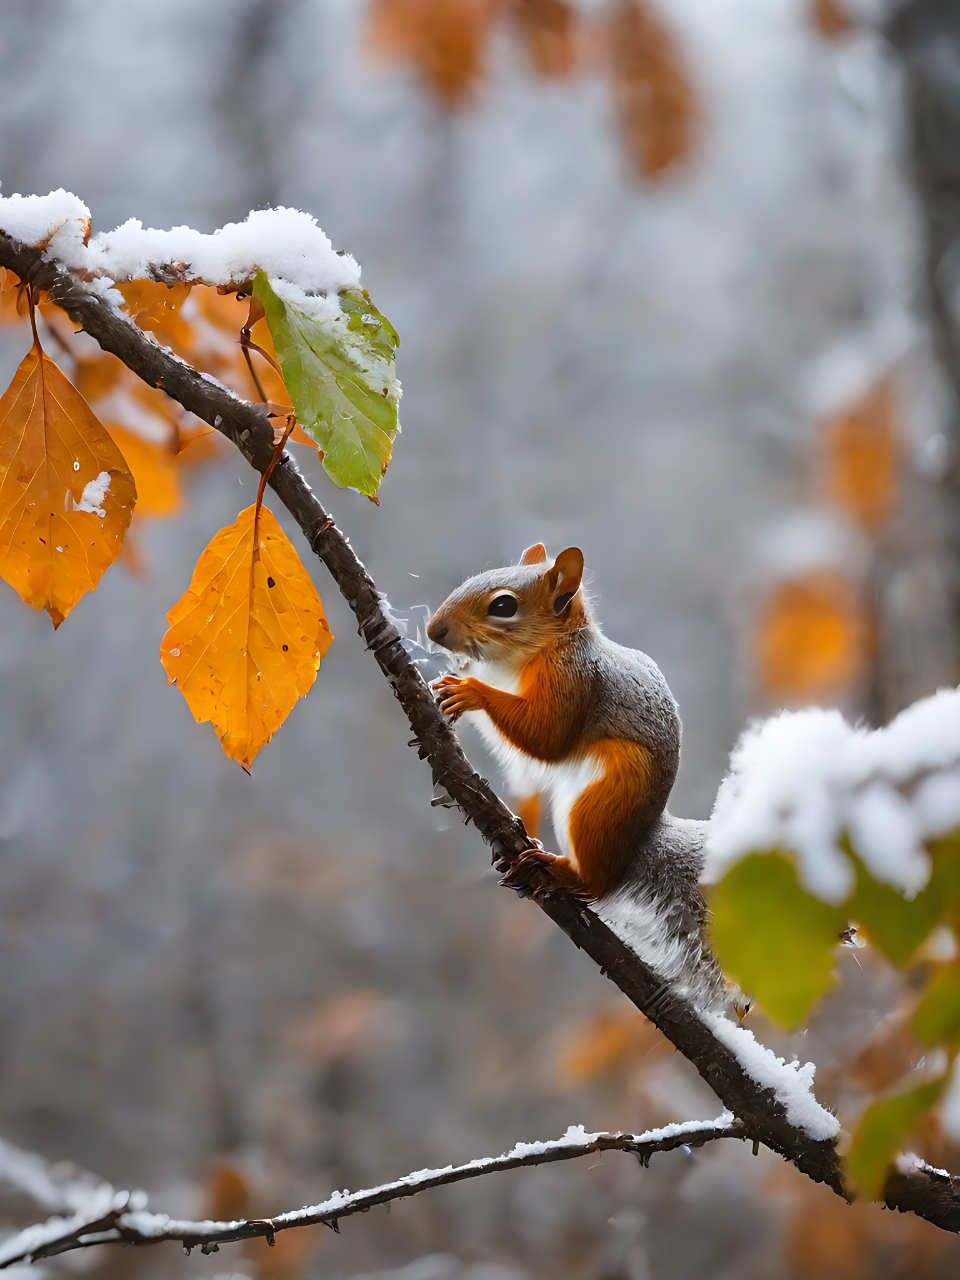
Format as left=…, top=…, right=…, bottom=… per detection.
left=0, top=1116, right=740, bottom=1264
left=0, top=1137, right=111, bottom=1216
left=624, top=1113, right=735, bottom=1143
left=702, top=1012, right=840, bottom=1141
left=0, top=190, right=91, bottom=265
left=267, top=274, right=343, bottom=325
left=74, top=472, right=111, bottom=517
left=703, top=689, right=960, bottom=905
left=0, top=191, right=360, bottom=305
left=508, top=1125, right=601, bottom=1158
left=0, top=1186, right=120, bottom=1266
left=118, top=1210, right=245, bottom=1240
left=895, top=1152, right=952, bottom=1180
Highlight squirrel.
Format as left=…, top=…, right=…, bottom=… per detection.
left=427, top=543, right=723, bottom=1006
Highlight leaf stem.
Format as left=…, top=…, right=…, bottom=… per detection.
left=253, top=418, right=294, bottom=549
left=240, top=296, right=279, bottom=403
left=26, top=284, right=41, bottom=352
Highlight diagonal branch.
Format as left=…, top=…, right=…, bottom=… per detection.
left=0, top=230, right=956, bottom=1231
left=0, top=1119, right=743, bottom=1268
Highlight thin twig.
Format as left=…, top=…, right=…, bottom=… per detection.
left=0, top=1119, right=743, bottom=1268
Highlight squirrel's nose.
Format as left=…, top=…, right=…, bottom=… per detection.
left=427, top=619, right=449, bottom=644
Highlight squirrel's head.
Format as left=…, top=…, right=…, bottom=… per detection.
left=427, top=544, right=587, bottom=662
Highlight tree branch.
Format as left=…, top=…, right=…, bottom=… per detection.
left=0, top=1119, right=743, bottom=1268
left=0, top=230, right=956, bottom=1232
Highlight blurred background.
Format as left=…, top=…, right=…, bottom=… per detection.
left=1, top=0, right=960, bottom=1276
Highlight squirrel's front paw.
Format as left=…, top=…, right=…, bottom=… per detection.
left=432, top=674, right=482, bottom=722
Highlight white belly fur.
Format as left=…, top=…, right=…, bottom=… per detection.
left=462, top=658, right=603, bottom=869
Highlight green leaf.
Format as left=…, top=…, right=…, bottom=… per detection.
left=847, top=855, right=939, bottom=968
left=709, top=852, right=846, bottom=1029
left=930, top=829, right=960, bottom=936
left=847, top=1078, right=945, bottom=1200
left=254, top=271, right=400, bottom=499
left=911, top=964, right=960, bottom=1049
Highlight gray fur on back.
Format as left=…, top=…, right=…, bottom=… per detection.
left=591, top=633, right=681, bottom=785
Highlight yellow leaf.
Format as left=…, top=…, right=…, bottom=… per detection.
left=160, top=504, right=333, bottom=769
left=0, top=341, right=136, bottom=626
left=107, top=426, right=181, bottom=516
left=755, top=569, right=869, bottom=698
left=822, top=378, right=898, bottom=530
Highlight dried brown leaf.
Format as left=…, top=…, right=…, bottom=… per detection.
left=609, top=0, right=698, bottom=179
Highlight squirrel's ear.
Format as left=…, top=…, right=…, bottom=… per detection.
left=549, top=547, right=584, bottom=612
left=520, top=543, right=548, bottom=565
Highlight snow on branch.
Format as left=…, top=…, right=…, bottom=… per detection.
left=0, top=190, right=360, bottom=320
left=0, top=1120, right=742, bottom=1268
left=0, top=1137, right=115, bottom=1217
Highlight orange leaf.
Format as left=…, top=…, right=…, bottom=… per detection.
left=368, top=0, right=494, bottom=106
left=560, top=1010, right=669, bottom=1083
left=822, top=378, right=898, bottom=530
left=509, top=0, right=578, bottom=79
left=72, top=347, right=126, bottom=404
left=176, top=423, right=222, bottom=467
left=117, top=279, right=195, bottom=351
left=119, top=280, right=288, bottom=410
left=108, top=426, right=181, bottom=516
left=608, top=0, right=698, bottom=180
left=160, top=505, right=333, bottom=769
left=811, top=0, right=852, bottom=38
left=205, top=1163, right=250, bottom=1221
left=755, top=569, right=870, bottom=698
left=0, top=341, right=136, bottom=626
left=0, top=268, right=28, bottom=325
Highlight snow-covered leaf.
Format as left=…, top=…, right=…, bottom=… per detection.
left=254, top=271, right=400, bottom=499
left=847, top=856, right=939, bottom=968
left=709, top=852, right=844, bottom=1029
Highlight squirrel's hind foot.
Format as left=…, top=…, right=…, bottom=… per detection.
left=497, top=847, right=589, bottom=900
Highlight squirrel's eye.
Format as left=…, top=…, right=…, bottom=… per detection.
left=487, top=594, right=518, bottom=618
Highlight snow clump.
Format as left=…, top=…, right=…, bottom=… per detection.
left=0, top=190, right=360, bottom=316
left=703, top=688, right=960, bottom=905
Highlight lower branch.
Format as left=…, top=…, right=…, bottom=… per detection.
left=0, top=1119, right=743, bottom=1268
left=0, top=232, right=958, bottom=1231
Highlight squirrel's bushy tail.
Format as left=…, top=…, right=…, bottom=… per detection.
left=593, top=813, right=728, bottom=1011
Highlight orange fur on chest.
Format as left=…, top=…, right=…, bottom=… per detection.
left=466, top=655, right=660, bottom=898
left=567, top=739, right=659, bottom=898
left=468, top=644, right=586, bottom=762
